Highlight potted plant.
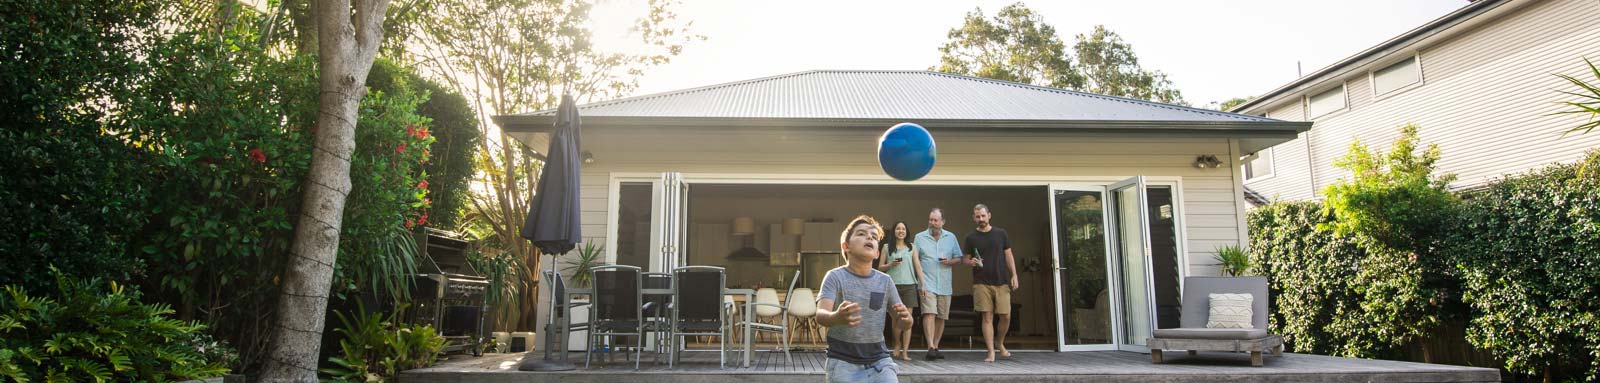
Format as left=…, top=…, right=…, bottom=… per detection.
left=1214, top=245, right=1250, bottom=276
left=561, top=240, right=607, bottom=288
left=557, top=240, right=605, bottom=352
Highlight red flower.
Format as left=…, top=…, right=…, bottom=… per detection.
left=423, top=198, right=432, bottom=206
left=422, top=149, right=431, bottom=157
left=405, top=219, right=415, bottom=229
left=419, top=128, right=430, bottom=138
left=417, top=213, right=428, bottom=226
left=395, top=142, right=407, bottom=153
left=248, top=148, right=266, bottom=164
left=406, top=126, right=417, bottom=138
left=417, top=180, right=428, bottom=189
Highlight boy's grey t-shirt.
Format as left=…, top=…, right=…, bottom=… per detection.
left=817, top=266, right=901, bottom=364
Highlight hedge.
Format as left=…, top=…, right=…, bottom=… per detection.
left=1449, top=153, right=1600, bottom=380
left=1250, top=152, right=1600, bottom=381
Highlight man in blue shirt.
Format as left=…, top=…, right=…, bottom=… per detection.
left=913, top=208, right=964, bottom=361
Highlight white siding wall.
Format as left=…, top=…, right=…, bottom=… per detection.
left=1245, top=102, right=1319, bottom=201
left=574, top=127, right=1247, bottom=278
left=1249, top=0, right=1600, bottom=199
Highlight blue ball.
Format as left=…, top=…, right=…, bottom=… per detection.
left=878, top=123, right=936, bottom=181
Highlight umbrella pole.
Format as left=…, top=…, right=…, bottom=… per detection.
left=520, top=272, right=574, bottom=371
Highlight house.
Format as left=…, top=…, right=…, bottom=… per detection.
left=1231, top=0, right=1600, bottom=202
left=495, top=69, right=1309, bottom=352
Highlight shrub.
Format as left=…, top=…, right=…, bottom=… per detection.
left=367, top=60, right=481, bottom=230
left=1318, top=124, right=1459, bottom=360
left=1449, top=152, right=1600, bottom=381
left=0, top=0, right=164, bottom=293
left=0, top=271, right=228, bottom=382
left=1213, top=245, right=1249, bottom=276
left=1247, top=202, right=1389, bottom=357
left=1322, top=123, right=1459, bottom=250
left=321, top=306, right=446, bottom=383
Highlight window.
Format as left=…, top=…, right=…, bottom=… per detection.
left=1242, top=148, right=1274, bottom=181
left=1307, top=86, right=1346, bottom=118
left=1373, top=55, right=1421, bottom=96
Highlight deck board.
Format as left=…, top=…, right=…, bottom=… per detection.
left=402, top=350, right=1500, bottom=383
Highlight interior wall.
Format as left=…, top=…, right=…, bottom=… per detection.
left=686, top=184, right=1056, bottom=336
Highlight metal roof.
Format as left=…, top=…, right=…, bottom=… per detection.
left=510, top=70, right=1277, bottom=121
left=494, top=70, right=1310, bottom=152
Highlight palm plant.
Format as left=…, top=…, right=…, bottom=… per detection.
left=562, top=240, right=607, bottom=288
left=1214, top=245, right=1250, bottom=277
left=1556, top=57, right=1600, bottom=175
left=1555, top=57, right=1600, bottom=136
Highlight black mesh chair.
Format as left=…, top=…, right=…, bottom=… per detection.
left=670, top=266, right=729, bottom=369
left=641, top=272, right=674, bottom=364
left=587, top=265, right=644, bottom=369
left=542, top=270, right=590, bottom=362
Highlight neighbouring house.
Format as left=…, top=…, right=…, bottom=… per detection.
left=496, top=70, right=1308, bottom=352
left=1231, top=0, right=1600, bottom=203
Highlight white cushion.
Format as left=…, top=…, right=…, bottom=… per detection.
left=1206, top=293, right=1254, bottom=329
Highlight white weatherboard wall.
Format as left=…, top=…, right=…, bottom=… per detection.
left=1248, top=0, right=1600, bottom=201
left=568, top=126, right=1249, bottom=279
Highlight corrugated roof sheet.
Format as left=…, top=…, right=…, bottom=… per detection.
left=511, top=70, right=1277, bottom=123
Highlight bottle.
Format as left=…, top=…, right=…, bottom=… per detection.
left=973, top=248, right=984, bottom=270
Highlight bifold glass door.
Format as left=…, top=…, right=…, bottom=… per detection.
left=653, top=172, right=689, bottom=272
left=1050, top=177, right=1181, bottom=353
left=1109, top=177, right=1155, bottom=353
left=1048, top=185, right=1115, bottom=350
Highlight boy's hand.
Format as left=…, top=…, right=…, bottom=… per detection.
left=835, top=300, right=863, bottom=327
left=893, top=303, right=913, bottom=325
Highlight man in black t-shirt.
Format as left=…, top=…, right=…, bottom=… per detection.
left=963, top=204, right=1017, bottom=363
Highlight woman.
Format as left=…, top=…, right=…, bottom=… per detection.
left=875, top=221, right=922, bottom=361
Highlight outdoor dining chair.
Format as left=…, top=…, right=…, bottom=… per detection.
left=669, top=266, right=729, bottom=369
left=541, top=270, right=590, bottom=362
left=586, top=265, right=645, bottom=369
left=742, top=270, right=800, bottom=365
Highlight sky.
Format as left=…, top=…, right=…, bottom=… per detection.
left=587, top=0, right=1467, bottom=108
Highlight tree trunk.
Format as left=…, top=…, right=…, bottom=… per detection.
left=259, top=0, right=389, bottom=381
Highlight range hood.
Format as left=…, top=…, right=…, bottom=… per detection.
left=726, top=247, right=768, bottom=260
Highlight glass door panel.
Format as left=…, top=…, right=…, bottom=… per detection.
left=1109, top=177, right=1153, bottom=352
left=1049, top=186, right=1114, bottom=350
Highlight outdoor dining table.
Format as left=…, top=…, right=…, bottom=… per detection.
left=561, top=287, right=758, bottom=368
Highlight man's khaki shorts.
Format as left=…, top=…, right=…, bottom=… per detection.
left=919, top=291, right=951, bottom=320
left=973, top=284, right=1012, bottom=315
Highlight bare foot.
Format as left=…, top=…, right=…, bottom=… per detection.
left=898, top=352, right=912, bottom=361
left=999, top=347, right=1012, bottom=358
left=983, top=352, right=996, bottom=362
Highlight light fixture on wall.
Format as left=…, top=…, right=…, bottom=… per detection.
left=581, top=151, right=595, bottom=165
left=1193, top=154, right=1223, bottom=169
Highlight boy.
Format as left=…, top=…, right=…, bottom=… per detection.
left=817, top=215, right=914, bottom=383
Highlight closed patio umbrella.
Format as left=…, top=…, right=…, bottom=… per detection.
left=519, top=94, right=582, bottom=371
left=521, top=94, right=582, bottom=255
